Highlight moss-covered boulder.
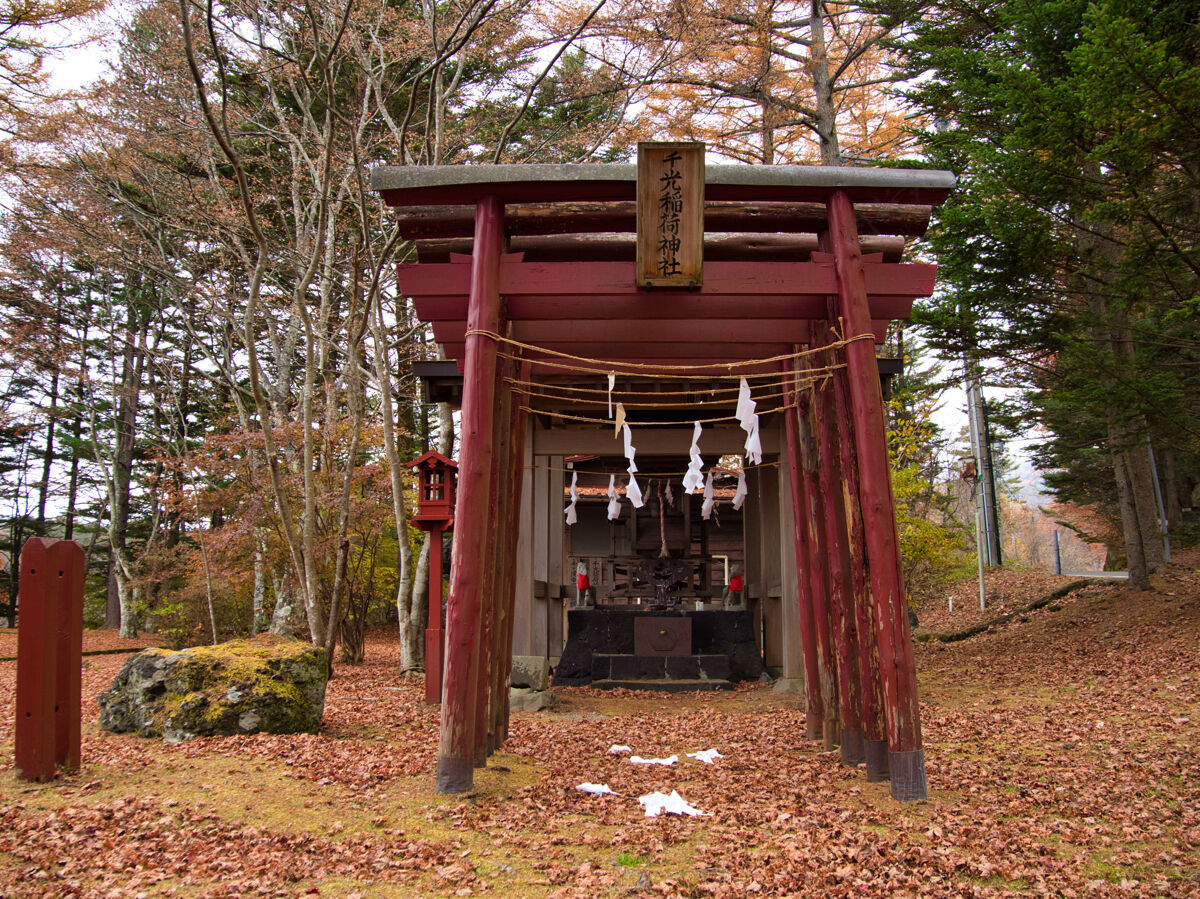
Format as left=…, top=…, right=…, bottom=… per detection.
left=98, top=636, right=329, bottom=742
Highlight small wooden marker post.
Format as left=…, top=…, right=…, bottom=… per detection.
left=407, top=451, right=458, bottom=705
left=15, top=538, right=84, bottom=782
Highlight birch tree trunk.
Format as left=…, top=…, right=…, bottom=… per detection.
left=252, top=537, right=265, bottom=636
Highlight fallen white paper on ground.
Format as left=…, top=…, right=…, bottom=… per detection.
left=576, top=782, right=620, bottom=795
left=629, top=754, right=677, bottom=766
left=638, top=789, right=711, bottom=818
left=686, top=749, right=724, bottom=764
left=608, top=744, right=632, bottom=754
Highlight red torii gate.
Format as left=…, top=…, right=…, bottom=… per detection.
left=373, top=162, right=954, bottom=802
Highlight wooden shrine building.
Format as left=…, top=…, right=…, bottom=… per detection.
left=372, top=153, right=954, bottom=802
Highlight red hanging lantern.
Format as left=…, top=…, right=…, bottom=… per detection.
left=407, top=451, right=458, bottom=531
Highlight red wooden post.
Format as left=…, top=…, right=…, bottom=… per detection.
left=826, top=190, right=926, bottom=800
left=409, top=449, right=456, bottom=705
left=782, top=363, right=824, bottom=741
left=498, top=358, right=530, bottom=745
left=437, top=194, right=505, bottom=794
left=476, top=364, right=511, bottom=763
left=16, top=538, right=58, bottom=782
left=486, top=370, right=510, bottom=754
left=798, top=387, right=839, bottom=751
left=813, top=358, right=864, bottom=766
left=819, top=238, right=889, bottom=782
left=16, top=538, right=83, bottom=782
left=54, top=540, right=84, bottom=772
left=831, top=349, right=889, bottom=781
left=425, top=528, right=444, bottom=705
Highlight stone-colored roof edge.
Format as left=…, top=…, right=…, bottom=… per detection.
left=370, top=162, right=955, bottom=195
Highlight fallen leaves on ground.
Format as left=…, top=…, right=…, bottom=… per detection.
left=0, top=552, right=1197, bottom=897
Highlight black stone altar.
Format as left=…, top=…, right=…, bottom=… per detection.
left=552, top=608, right=763, bottom=690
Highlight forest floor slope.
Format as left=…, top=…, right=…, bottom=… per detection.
left=0, top=552, right=1196, bottom=897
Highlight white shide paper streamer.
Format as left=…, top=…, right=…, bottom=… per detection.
left=564, top=470, right=579, bottom=525
left=732, top=469, right=748, bottom=510
left=736, top=378, right=763, bottom=464
left=607, top=474, right=621, bottom=520
left=625, top=472, right=644, bottom=508
left=682, top=420, right=704, bottom=494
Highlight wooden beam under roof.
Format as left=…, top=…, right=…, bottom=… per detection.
left=413, top=232, right=907, bottom=264
left=411, top=293, right=915, bottom=323
left=436, top=321, right=889, bottom=363
left=396, top=259, right=937, bottom=299
left=392, top=201, right=934, bottom=240
left=432, top=318, right=814, bottom=345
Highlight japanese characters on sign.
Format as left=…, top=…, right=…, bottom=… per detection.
left=637, top=142, right=704, bottom=288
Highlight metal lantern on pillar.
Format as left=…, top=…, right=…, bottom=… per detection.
left=407, top=451, right=458, bottom=705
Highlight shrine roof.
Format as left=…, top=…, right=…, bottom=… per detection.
left=371, top=163, right=955, bottom=206
left=377, top=161, right=952, bottom=379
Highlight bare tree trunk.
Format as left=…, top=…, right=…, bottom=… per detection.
left=1109, top=440, right=1147, bottom=586
left=197, top=532, right=218, bottom=644
left=809, top=0, right=841, bottom=166
left=405, top=535, right=431, bottom=672
left=1161, top=448, right=1182, bottom=534
left=64, top=297, right=91, bottom=542
left=114, top=549, right=138, bottom=638
left=105, top=557, right=120, bottom=629
left=36, top=367, right=58, bottom=530
left=252, top=537, right=265, bottom=636
left=1110, top=325, right=1165, bottom=574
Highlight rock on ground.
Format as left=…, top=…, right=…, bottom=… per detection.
left=98, top=636, right=329, bottom=742
left=509, top=687, right=555, bottom=712
left=510, top=655, right=550, bottom=690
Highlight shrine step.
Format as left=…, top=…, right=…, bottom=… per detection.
left=589, top=678, right=734, bottom=692
left=591, top=653, right=732, bottom=682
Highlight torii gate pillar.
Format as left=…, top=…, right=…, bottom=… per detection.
left=826, top=190, right=926, bottom=801
left=437, top=195, right=504, bottom=793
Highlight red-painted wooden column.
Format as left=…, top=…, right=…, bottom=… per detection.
left=496, top=357, right=529, bottom=747
left=54, top=539, right=84, bottom=772
left=797, top=377, right=839, bottom=751
left=782, top=362, right=824, bottom=741
left=438, top=194, right=505, bottom=793
left=478, top=360, right=513, bottom=761
left=16, top=538, right=58, bottom=782
left=425, top=528, right=445, bottom=705
left=813, top=348, right=864, bottom=766
left=826, top=190, right=925, bottom=800
left=16, top=538, right=83, bottom=782
left=791, top=355, right=839, bottom=745
left=829, top=337, right=889, bottom=781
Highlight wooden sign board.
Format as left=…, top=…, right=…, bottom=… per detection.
left=636, top=142, right=705, bottom=288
